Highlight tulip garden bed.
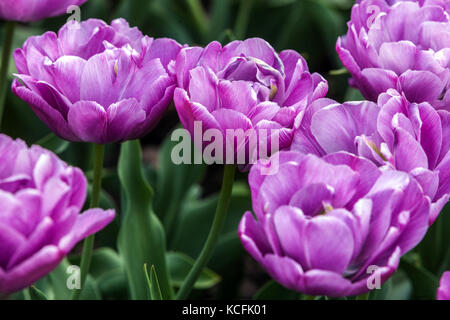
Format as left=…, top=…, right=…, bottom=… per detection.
left=0, top=0, right=449, bottom=303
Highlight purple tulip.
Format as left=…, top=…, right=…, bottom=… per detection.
left=0, top=0, right=87, bottom=22
left=375, top=0, right=450, bottom=8
left=239, top=151, right=430, bottom=297
left=0, top=134, right=114, bottom=294
left=12, top=18, right=182, bottom=144
left=438, top=271, right=450, bottom=300
left=337, top=0, right=450, bottom=106
left=173, top=38, right=328, bottom=165
left=291, top=89, right=450, bottom=224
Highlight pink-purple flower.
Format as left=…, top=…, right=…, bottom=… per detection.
left=0, top=134, right=114, bottom=294
left=239, top=151, right=430, bottom=297
left=12, top=18, right=182, bottom=144
left=291, top=89, right=450, bottom=224
left=0, top=0, right=87, bottom=22
left=174, top=38, right=328, bottom=165
left=337, top=0, right=450, bottom=106
left=437, top=271, right=450, bottom=299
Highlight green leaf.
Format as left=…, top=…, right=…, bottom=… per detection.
left=34, top=133, right=70, bottom=154
left=117, top=140, right=174, bottom=300
left=69, top=248, right=127, bottom=299
left=400, top=255, right=439, bottom=300
left=254, top=281, right=300, bottom=300
left=344, top=87, right=365, bottom=101
left=209, top=0, right=233, bottom=41
left=170, top=182, right=251, bottom=298
left=167, top=252, right=221, bottom=290
left=96, top=268, right=128, bottom=300
left=417, top=203, right=450, bottom=274
left=32, top=259, right=101, bottom=300
left=29, top=286, right=48, bottom=300
left=153, top=131, right=206, bottom=243
left=369, top=270, right=412, bottom=300
left=171, top=182, right=251, bottom=258
left=144, top=264, right=163, bottom=300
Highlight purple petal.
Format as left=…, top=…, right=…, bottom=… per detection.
left=105, top=98, right=146, bottom=143
left=58, top=209, right=115, bottom=253
left=399, top=70, right=444, bottom=103
left=67, top=100, right=107, bottom=143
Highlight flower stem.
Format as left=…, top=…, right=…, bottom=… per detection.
left=175, top=164, right=236, bottom=300
left=0, top=21, right=16, bottom=130
left=71, top=144, right=105, bottom=300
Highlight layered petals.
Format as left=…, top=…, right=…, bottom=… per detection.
left=0, top=135, right=114, bottom=294
left=239, top=151, right=430, bottom=297
left=292, top=90, right=450, bottom=224
left=337, top=0, right=450, bottom=106
left=174, top=38, right=327, bottom=169
left=13, top=18, right=182, bottom=143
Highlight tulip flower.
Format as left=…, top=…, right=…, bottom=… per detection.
left=0, top=0, right=87, bottom=22
left=174, top=38, right=328, bottom=166
left=239, top=151, right=430, bottom=297
left=12, top=18, right=182, bottom=144
left=0, top=134, right=114, bottom=294
left=437, top=272, right=450, bottom=300
left=291, top=89, right=450, bottom=224
left=337, top=0, right=450, bottom=107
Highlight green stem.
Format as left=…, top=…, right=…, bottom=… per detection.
left=234, top=0, right=255, bottom=39
left=71, top=144, right=105, bottom=300
left=0, top=21, right=16, bottom=130
left=23, top=288, right=31, bottom=301
left=176, top=164, right=236, bottom=300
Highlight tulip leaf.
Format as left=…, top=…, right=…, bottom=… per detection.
left=69, top=247, right=127, bottom=299
left=400, top=255, right=439, bottom=300
left=170, top=182, right=251, bottom=298
left=417, top=204, right=450, bottom=274
left=29, top=286, right=48, bottom=300
left=144, top=264, right=163, bottom=300
left=210, top=0, right=233, bottom=41
left=167, top=252, right=221, bottom=290
left=117, top=140, right=174, bottom=300
left=153, top=130, right=206, bottom=244
left=35, top=133, right=70, bottom=155
left=254, top=281, right=300, bottom=300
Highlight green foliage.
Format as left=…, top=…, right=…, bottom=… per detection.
left=167, top=252, right=221, bottom=290
left=144, top=264, right=163, bottom=300
left=254, top=281, right=300, bottom=300
left=117, top=140, right=174, bottom=300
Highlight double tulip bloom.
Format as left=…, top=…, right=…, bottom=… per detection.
left=174, top=38, right=328, bottom=164
left=13, top=18, right=182, bottom=144
left=438, top=272, right=450, bottom=300
left=0, top=135, right=114, bottom=294
left=291, top=89, right=450, bottom=224
left=337, top=0, right=450, bottom=106
left=0, top=0, right=87, bottom=22
left=239, top=151, right=430, bottom=296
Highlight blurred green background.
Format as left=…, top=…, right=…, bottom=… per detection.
left=1, top=0, right=448, bottom=300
